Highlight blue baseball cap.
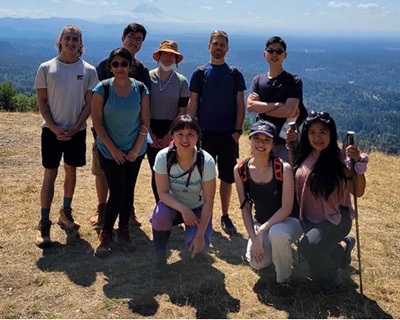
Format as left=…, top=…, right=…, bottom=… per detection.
left=249, top=121, right=276, bottom=138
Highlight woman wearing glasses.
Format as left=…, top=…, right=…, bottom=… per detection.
left=147, top=40, right=190, bottom=204
left=234, top=120, right=303, bottom=296
left=91, top=47, right=150, bottom=257
left=151, top=115, right=216, bottom=277
left=287, top=111, right=368, bottom=293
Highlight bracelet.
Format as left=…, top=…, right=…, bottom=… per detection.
left=139, top=132, right=147, bottom=136
left=140, top=125, right=149, bottom=134
left=130, top=150, right=138, bottom=157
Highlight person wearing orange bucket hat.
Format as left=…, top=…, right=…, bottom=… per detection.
left=147, top=40, right=190, bottom=204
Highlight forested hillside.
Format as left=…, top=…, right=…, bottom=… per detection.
left=1, top=33, right=399, bottom=154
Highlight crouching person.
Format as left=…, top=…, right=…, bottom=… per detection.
left=234, top=120, right=302, bottom=296
left=151, top=115, right=216, bottom=277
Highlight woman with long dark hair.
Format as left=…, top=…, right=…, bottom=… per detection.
left=287, top=111, right=368, bottom=293
left=151, top=115, right=216, bottom=276
left=91, top=47, right=150, bottom=257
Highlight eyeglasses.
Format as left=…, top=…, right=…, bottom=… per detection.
left=127, top=34, right=143, bottom=44
left=266, top=48, right=285, bottom=55
left=111, top=60, right=129, bottom=68
left=306, top=111, right=331, bottom=123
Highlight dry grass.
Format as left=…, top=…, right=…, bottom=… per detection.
left=0, top=112, right=399, bottom=319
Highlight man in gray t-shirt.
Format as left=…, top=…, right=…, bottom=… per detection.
left=34, top=25, right=98, bottom=248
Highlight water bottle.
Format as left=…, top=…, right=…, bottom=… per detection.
left=279, top=118, right=296, bottom=139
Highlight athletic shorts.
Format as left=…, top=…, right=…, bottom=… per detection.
left=41, top=127, right=86, bottom=169
left=91, top=141, right=105, bottom=177
left=201, top=132, right=238, bottom=184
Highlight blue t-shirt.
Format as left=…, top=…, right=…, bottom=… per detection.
left=154, top=147, right=216, bottom=209
left=93, top=78, right=149, bottom=159
left=189, top=63, right=246, bottom=132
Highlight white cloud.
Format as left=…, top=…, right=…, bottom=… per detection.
left=201, top=6, right=213, bottom=10
left=72, top=0, right=95, bottom=5
left=357, top=3, right=378, bottom=9
left=327, top=1, right=352, bottom=8
left=226, top=0, right=233, bottom=4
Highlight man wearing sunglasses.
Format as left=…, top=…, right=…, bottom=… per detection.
left=90, top=23, right=151, bottom=229
left=247, top=36, right=303, bottom=162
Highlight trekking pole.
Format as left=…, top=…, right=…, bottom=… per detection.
left=346, top=131, right=364, bottom=296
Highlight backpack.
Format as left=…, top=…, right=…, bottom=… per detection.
left=149, top=69, right=185, bottom=88
left=91, top=79, right=145, bottom=139
left=237, top=157, right=283, bottom=209
left=166, top=146, right=205, bottom=187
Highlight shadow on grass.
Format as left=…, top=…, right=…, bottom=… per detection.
left=36, top=226, right=152, bottom=288
left=209, top=230, right=248, bottom=265
left=253, top=263, right=393, bottom=319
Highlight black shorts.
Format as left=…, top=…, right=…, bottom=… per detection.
left=201, top=132, right=238, bottom=184
left=41, top=127, right=86, bottom=169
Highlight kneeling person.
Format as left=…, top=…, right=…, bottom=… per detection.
left=151, top=115, right=216, bottom=276
left=234, top=121, right=302, bottom=296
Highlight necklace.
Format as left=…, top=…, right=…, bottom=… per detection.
left=159, top=71, right=174, bottom=92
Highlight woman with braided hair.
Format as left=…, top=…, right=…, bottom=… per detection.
left=151, top=115, right=216, bottom=277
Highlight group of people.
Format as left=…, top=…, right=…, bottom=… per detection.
left=33, top=23, right=368, bottom=295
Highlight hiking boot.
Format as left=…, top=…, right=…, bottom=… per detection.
left=58, top=207, right=80, bottom=230
left=128, top=206, right=141, bottom=227
left=340, top=235, right=356, bottom=269
left=36, top=220, right=52, bottom=248
left=315, top=269, right=342, bottom=294
left=276, top=280, right=296, bottom=297
left=95, top=231, right=112, bottom=257
left=90, top=204, right=106, bottom=228
left=221, top=215, right=237, bottom=235
left=116, top=226, right=137, bottom=252
left=152, top=253, right=167, bottom=279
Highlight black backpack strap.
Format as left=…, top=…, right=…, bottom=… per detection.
left=230, top=65, right=240, bottom=94
left=238, top=158, right=252, bottom=209
left=196, top=149, right=205, bottom=179
left=280, top=72, right=307, bottom=126
left=101, top=79, right=110, bottom=106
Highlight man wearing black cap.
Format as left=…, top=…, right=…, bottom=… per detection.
left=188, top=30, right=246, bottom=235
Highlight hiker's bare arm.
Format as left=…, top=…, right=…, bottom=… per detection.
left=188, top=92, right=199, bottom=118
left=233, top=90, right=245, bottom=143
left=247, top=92, right=280, bottom=114
left=266, top=98, right=300, bottom=118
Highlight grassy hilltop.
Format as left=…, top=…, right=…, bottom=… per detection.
left=0, top=112, right=399, bottom=318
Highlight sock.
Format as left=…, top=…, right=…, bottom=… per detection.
left=41, top=208, right=50, bottom=221
left=63, top=197, right=72, bottom=209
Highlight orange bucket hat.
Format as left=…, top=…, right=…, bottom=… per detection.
left=152, top=40, right=184, bottom=64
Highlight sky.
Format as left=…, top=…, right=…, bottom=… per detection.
left=0, top=0, right=399, bottom=35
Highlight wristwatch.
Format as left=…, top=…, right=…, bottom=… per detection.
left=234, top=129, right=243, bottom=135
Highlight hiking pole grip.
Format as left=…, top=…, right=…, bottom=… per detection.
left=347, top=131, right=364, bottom=296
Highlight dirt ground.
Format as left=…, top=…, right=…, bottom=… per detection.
left=0, top=112, right=399, bottom=318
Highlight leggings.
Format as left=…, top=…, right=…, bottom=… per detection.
left=298, top=210, right=352, bottom=280
left=100, top=153, right=144, bottom=233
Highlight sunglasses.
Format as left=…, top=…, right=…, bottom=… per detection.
left=266, top=48, right=285, bottom=55
left=306, top=111, right=331, bottom=123
left=111, top=60, right=129, bottom=68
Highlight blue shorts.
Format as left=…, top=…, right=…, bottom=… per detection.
left=152, top=202, right=213, bottom=247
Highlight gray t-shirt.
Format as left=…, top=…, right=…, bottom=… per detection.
left=154, top=147, right=216, bottom=209
left=149, top=70, right=190, bottom=120
left=34, top=57, right=98, bottom=130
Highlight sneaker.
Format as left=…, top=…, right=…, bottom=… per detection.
left=315, top=269, right=342, bottom=294
left=276, top=280, right=295, bottom=297
left=36, top=220, right=52, bottom=248
left=152, top=253, right=167, bottom=279
left=90, top=204, right=106, bottom=228
left=221, top=215, right=237, bottom=235
left=95, top=231, right=112, bottom=257
left=116, top=226, right=137, bottom=252
left=128, top=207, right=141, bottom=227
left=340, top=235, right=356, bottom=269
left=58, top=207, right=80, bottom=230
